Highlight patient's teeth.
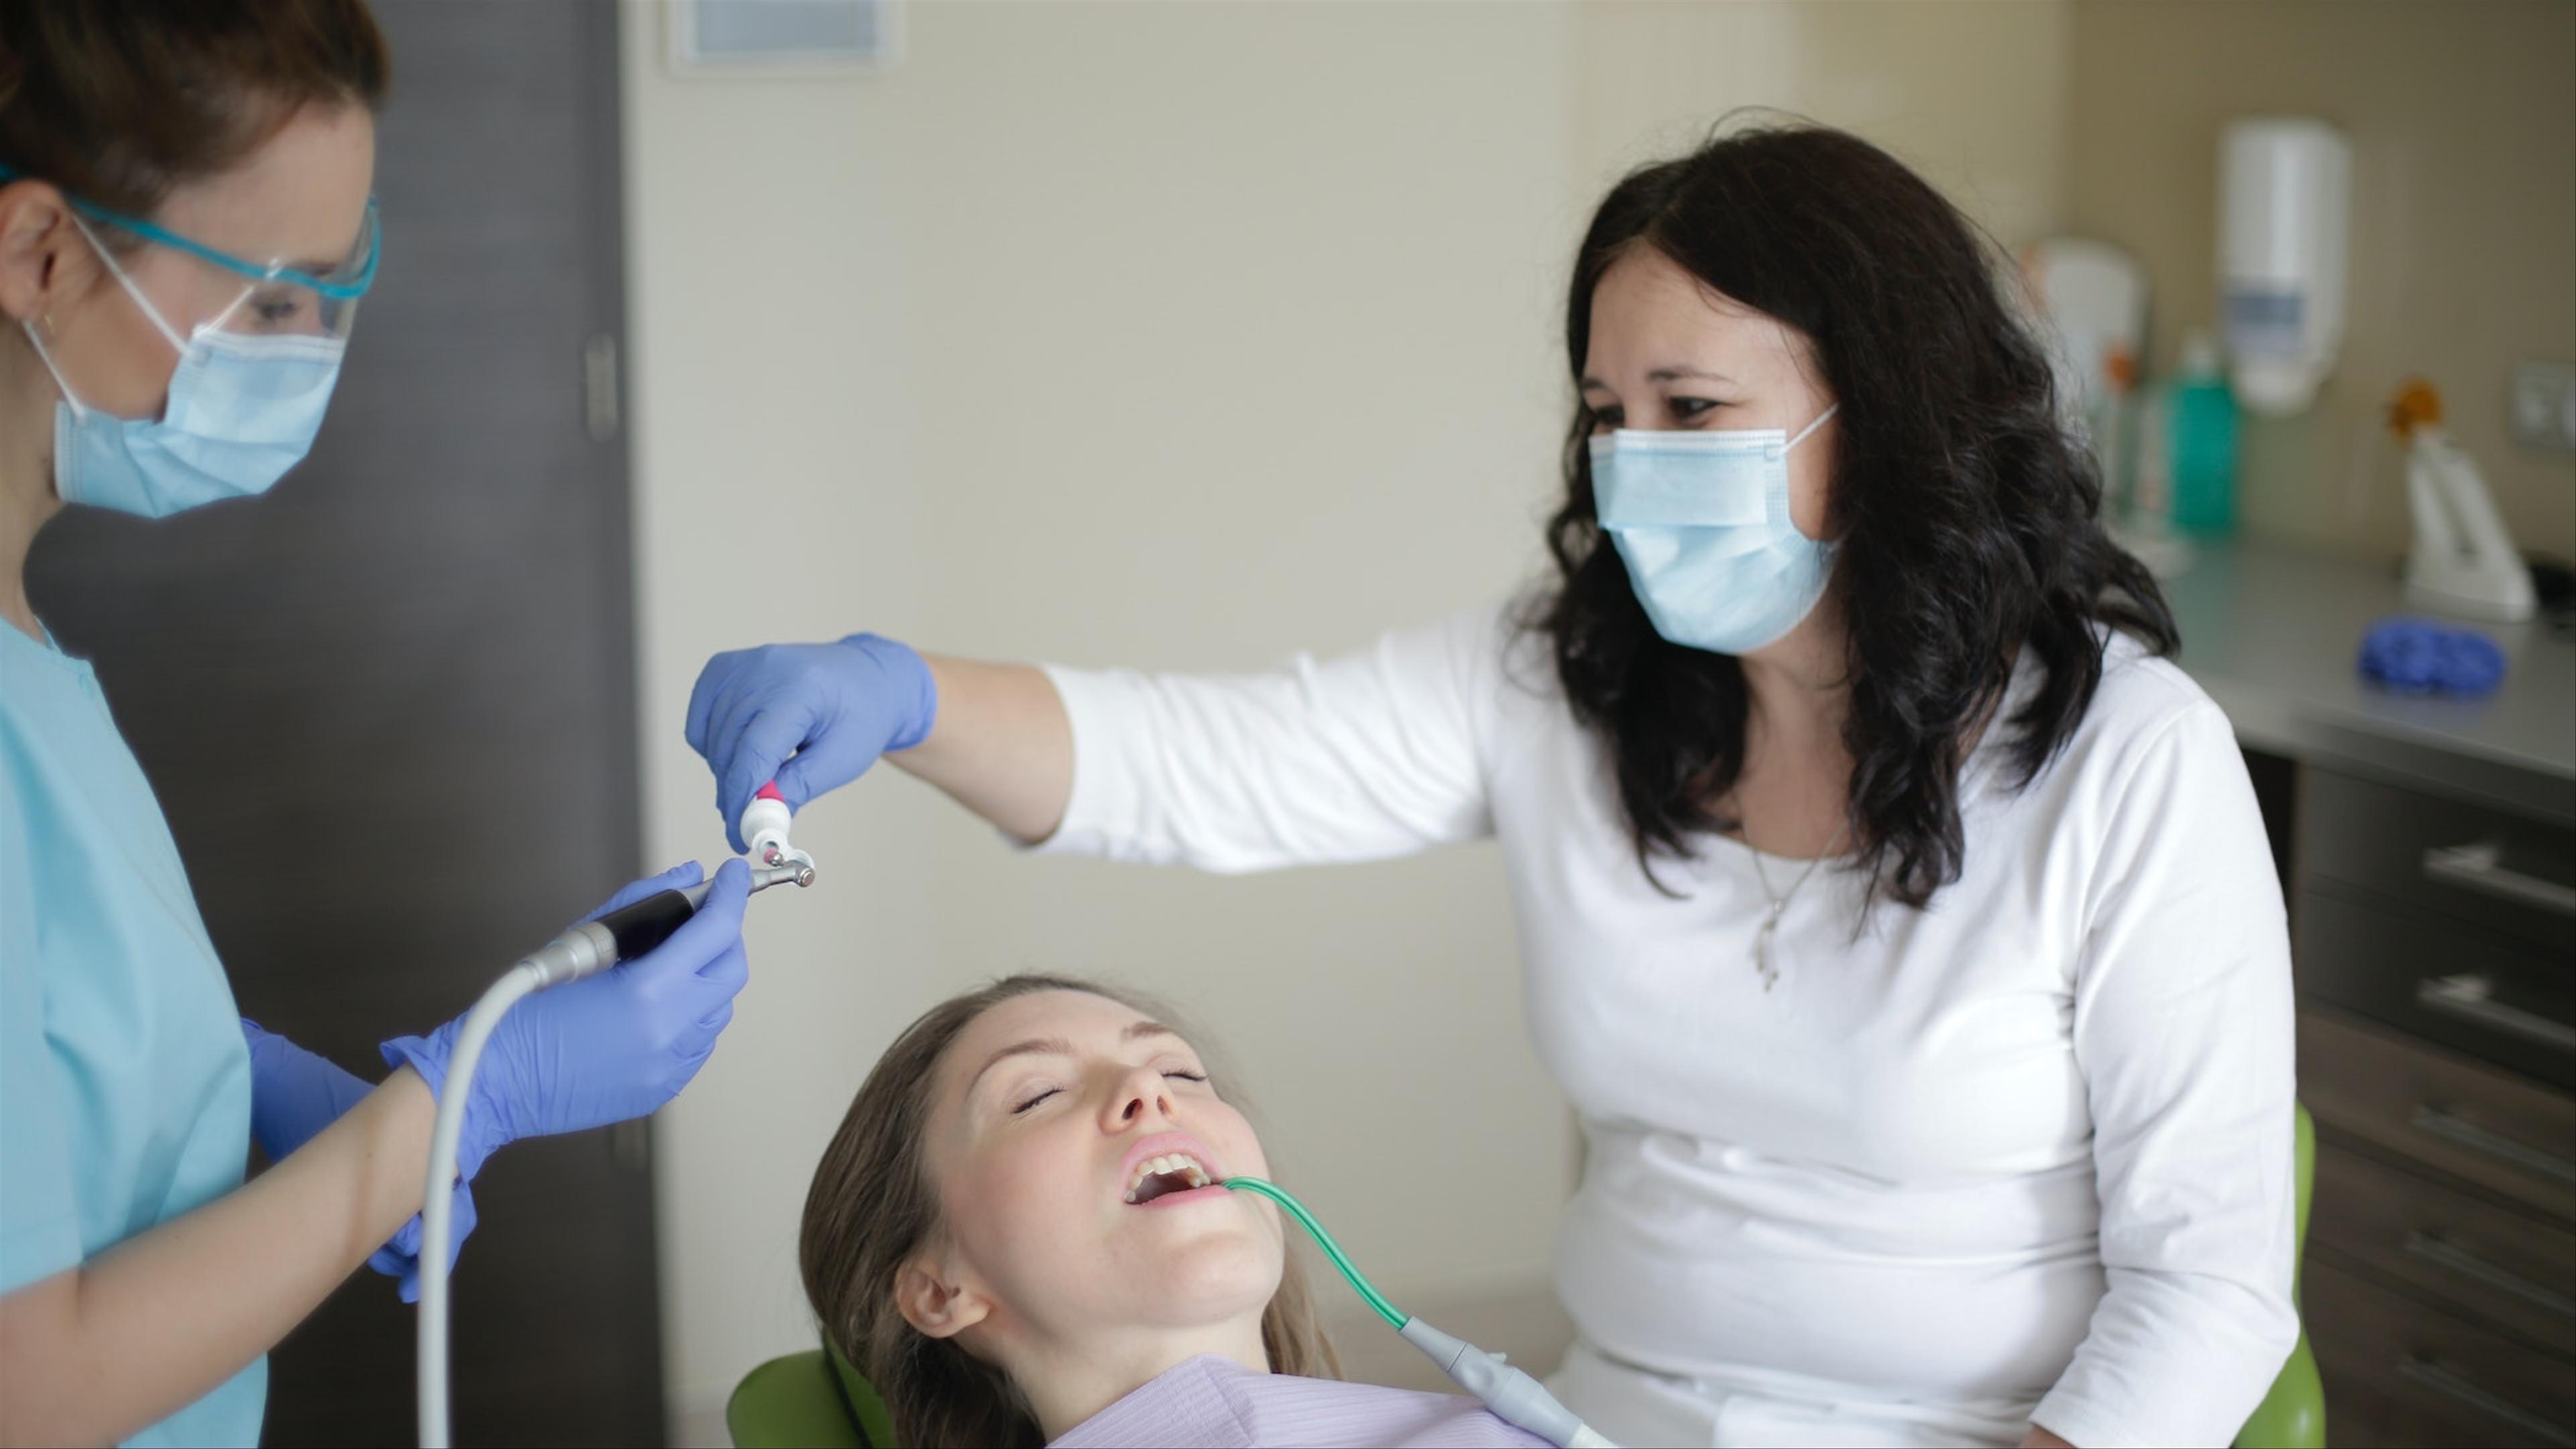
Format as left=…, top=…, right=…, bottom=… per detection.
left=1123, top=1149, right=1219, bottom=1203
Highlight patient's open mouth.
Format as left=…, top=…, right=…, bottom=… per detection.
left=1124, top=1151, right=1216, bottom=1205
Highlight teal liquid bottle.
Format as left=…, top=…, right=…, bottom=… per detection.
left=2169, top=331, right=2239, bottom=535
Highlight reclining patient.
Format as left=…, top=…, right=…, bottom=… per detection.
left=801, top=973, right=1551, bottom=1448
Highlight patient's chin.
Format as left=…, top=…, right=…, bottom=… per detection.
left=1112, top=1226, right=1280, bottom=1330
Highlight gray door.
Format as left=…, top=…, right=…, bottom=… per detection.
left=25, top=2, right=659, bottom=1442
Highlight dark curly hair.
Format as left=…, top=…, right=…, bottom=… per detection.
left=1535, top=120, right=2176, bottom=909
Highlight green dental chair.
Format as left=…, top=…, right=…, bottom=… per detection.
left=2237, top=1102, right=2327, bottom=1449
left=729, top=1340, right=895, bottom=1449
left=728, top=1107, right=2326, bottom=1449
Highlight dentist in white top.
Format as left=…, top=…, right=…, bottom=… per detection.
left=686, top=122, right=2297, bottom=1449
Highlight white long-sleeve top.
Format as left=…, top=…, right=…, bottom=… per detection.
left=1035, top=601, right=2299, bottom=1448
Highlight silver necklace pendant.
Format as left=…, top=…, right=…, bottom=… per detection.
left=1741, top=813, right=1848, bottom=998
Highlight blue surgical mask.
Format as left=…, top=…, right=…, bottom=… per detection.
left=1589, top=405, right=1839, bottom=655
left=21, top=215, right=347, bottom=519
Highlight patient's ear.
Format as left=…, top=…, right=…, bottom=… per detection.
left=895, top=1254, right=991, bottom=1340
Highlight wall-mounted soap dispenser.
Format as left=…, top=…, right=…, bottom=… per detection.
left=2219, top=117, right=2352, bottom=417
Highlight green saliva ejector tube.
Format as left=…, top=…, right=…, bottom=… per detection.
left=1223, top=1177, right=1617, bottom=1449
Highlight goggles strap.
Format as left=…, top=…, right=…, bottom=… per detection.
left=68, top=211, right=193, bottom=356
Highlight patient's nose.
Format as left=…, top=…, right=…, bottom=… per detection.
left=1108, top=1065, right=1175, bottom=1128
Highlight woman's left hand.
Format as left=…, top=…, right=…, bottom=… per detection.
left=242, top=1021, right=476, bottom=1301
left=378, top=859, right=753, bottom=1181
left=2022, top=1426, right=2074, bottom=1448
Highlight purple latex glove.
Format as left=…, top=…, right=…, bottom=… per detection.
left=380, top=859, right=751, bottom=1184
left=243, top=1020, right=476, bottom=1303
left=685, top=633, right=937, bottom=853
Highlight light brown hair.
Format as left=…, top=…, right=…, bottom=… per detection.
left=0, top=0, right=390, bottom=219
left=800, top=973, right=1340, bottom=1448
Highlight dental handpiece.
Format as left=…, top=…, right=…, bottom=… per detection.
left=517, top=862, right=814, bottom=987
left=417, top=855, right=812, bottom=1447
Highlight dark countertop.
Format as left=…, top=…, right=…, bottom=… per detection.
left=2165, top=541, right=2575, bottom=826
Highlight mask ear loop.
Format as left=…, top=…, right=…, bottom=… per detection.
left=1784, top=402, right=1840, bottom=452
left=20, top=317, right=91, bottom=421
left=32, top=213, right=208, bottom=422
left=66, top=211, right=193, bottom=357
left=1777, top=402, right=1843, bottom=543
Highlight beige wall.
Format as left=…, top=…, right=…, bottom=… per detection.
left=621, top=0, right=948, bottom=1429
left=905, top=0, right=1580, bottom=1313
left=621, top=1, right=2072, bottom=1435
left=2067, top=0, right=2576, bottom=559
left=1574, top=0, right=2072, bottom=246
left=622, top=3, right=1580, bottom=1431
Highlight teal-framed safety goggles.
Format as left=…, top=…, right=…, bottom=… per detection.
left=0, top=161, right=380, bottom=302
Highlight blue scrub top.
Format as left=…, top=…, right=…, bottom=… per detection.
left=1, top=624, right=264, bottom=1447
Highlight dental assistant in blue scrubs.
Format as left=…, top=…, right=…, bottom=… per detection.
left=0, top=5, right=751, bottom=1444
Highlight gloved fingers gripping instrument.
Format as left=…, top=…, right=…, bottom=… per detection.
left=413, top=862, right=811, bottom=1448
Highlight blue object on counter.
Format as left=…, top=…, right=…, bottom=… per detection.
left=2357, top=616, right=2506, bottom=698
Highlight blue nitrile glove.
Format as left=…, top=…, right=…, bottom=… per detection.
left=243, top=1020, right=477, bottom=1302
left=380, top=859, right=752, bottom=1184
left=2358, top=615, right=2508, bottom=697
left=686, top=633, right=938, bottom=853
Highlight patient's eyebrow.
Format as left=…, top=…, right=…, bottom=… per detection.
left=968, top=1036, right=1075, bottom=1094
left=1123, top=1021, right=1180, bottom=1043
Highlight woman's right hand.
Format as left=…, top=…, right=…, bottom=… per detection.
left=686, top=633, right=938, bottom=852
left=379, top=859, right=753, bottom=1181
left=243, top=1021, right=478, bottom=1301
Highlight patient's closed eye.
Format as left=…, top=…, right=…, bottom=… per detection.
left=1012, top=1068, right=1205, bottom=1114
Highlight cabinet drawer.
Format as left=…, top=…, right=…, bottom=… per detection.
left=2312, top=1140, right=2576, bottom=1354
left=2300, top=884, right=2576, bottom=1089
left=2306, top=1254, right=2576, bottom=1448
left=2298, top=767, right=2576, bottom=956
left=2300, top=1009, right=2576, bottom=1222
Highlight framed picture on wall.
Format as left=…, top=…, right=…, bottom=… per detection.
left=665, top=0, right=900, bottom=78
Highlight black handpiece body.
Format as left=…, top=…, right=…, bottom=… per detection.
left=592, top=889, right=697, bottom=962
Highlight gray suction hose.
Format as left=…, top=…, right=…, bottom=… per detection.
left=1399, top=1318, right=1618, bottom=1448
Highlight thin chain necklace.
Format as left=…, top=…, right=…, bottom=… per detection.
left=1744, top=817, right=1849, bottom=992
